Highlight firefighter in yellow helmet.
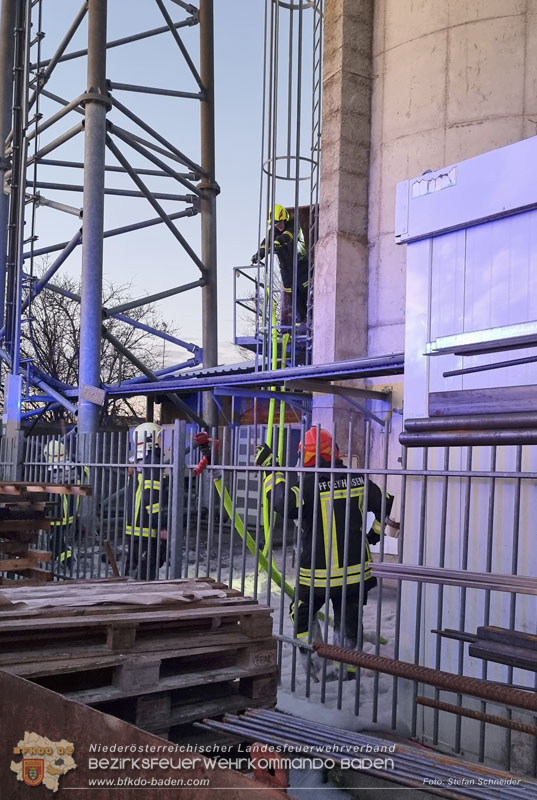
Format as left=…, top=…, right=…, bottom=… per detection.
left=252, top=204, right=309, bottom=327
left=125, top=422, right=169, bottom=580
left=45, top=439, right=89, bottom=576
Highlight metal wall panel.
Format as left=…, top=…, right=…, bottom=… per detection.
left=399, top=138, right=537, bottom=771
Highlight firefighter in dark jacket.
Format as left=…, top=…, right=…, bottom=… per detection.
left=125, top=422, right=168, bottom=580
left=252, top=203, right=309, bottom=327
left=45, top=440, right=89, bottom=575
left=258, top=427, right=394, bottom=678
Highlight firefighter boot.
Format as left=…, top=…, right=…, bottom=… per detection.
left=298, top=619, right=324, bottom=683
left=333, top=625, right=358, bottom=681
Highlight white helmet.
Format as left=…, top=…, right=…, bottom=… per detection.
left=133, top=422, right=162, bottom=460
left=45, top=440, right=65, bottom=464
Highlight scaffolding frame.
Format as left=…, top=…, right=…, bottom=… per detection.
left=0, top=0, right=218, bottom=432
left=234, top=0, right=323, bottom=372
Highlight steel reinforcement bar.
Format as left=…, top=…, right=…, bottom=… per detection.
left=312, top=643, right=537, bottom=713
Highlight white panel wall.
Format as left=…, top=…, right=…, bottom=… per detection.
left=398, top=139, right=537, bottom=768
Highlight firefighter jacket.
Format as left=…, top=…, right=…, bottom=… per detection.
left=264, top=459, right=393, bottom=588
left=50, top=466, right=90, bottom=529
left=125, top=449, right=168, bottom=538
left=49, top=465, right=90, bottom=563
left=258, top=222, right=309, bottom=291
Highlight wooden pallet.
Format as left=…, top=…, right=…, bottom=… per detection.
left=0, top=576, right=277, bottom=738
left=0, top=480, right=92, bottom=582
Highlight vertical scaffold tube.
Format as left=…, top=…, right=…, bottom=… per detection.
left=78, top=0, right=108, bottom=433
left=0, top=0, right=16, bottom=330
left=199, top=0, right=219, bottom=428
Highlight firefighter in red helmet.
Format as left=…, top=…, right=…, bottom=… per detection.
left=260, top=426, right=393, bottom=680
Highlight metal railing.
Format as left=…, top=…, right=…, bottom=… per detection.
left=4, top=418, right=536, bottom=775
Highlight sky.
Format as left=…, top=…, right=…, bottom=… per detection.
left=21, top=0, right=317, bottom=372
left=24, top=0, right=272, bottom=369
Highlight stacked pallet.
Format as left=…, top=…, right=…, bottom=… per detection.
left=0, top=577, right=277, bottom=739
left=0, top=480, right=92, bottom=584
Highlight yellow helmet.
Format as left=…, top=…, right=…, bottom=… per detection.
left=133, top=422, right=162, bottom=460
left=44, top=440, right=65, bottom=464
left=267, top=204, right=289, bottom=225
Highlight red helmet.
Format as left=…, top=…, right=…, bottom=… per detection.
left=299, top=427, right=339, bottom=466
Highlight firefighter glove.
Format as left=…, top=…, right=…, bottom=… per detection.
left=255, top=443, right=273, bottom=468
left=193, top=431, right=209, bottom=448
left=251, top=252, right=259, bottom=264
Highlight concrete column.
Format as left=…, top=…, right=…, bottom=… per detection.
left=312, top=0, right=373, bottom=437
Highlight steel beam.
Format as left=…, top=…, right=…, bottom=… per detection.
left=37, top=157, right=194, bottom=179
left=106, top=136, right=206, bottom=273
left=23, top=208, right=198, bottom=260
left=0, top=0, right=16, bottom=328
left=78, top=0, right=108, bottom=433
left=110, top=122, right=201, bottom=195
left=103, top=326, right=206, bottom=427
left=5, top=0, right=30, bottom=398
left=285, top=378, right=391, bottom=402
left=30, top=18, right=198, bottom=70
left=106, top=353, right=405, bottom=396
left=199, top=0, right=219, bottom=427
left=33, top=180, right=191, bottom=201
left=108, top=80, right=202, bottom=99
left=41, top=278, right=201, bottom=355
left=405, top=412, right=537, bottom=432
left=156, top=0, right=204, bottom=91
left=27, top=2, right=88, bottom=110
left=400, top=430, right=537, bottom=447
left=110, top=95, right=204, bottom=175
left=107, top=279, right=205, bottom=315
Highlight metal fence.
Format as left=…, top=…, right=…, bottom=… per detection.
left=3, top=419, right=536, bottom=774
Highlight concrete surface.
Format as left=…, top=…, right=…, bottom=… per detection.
left=368, top=0, right=536, bottom=360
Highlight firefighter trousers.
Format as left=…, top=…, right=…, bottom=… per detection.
left=125, top=535, right=166, bottom=580
left=290, top=581, right=375, bottom=642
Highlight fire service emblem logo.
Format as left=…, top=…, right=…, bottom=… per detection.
left=11, top=732, right=76, bottom=792
left=22, top=758, right=45, bottom=787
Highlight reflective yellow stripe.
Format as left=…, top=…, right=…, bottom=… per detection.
left=125, top=475, right=158, bottom=536
left=135, top=474, right=143, bottom=529
left=371, top=519, right=381, bottom=534
left=58, top=549, right=72, bottom=562
left=125, top=526, right=158, bottom=538
left=299, top=571, right=373, bottom=588
left=283, top=287, right=292, bottom=293
left=299, top=563, right=372, bottom=588
left=144, top=480, right=160, bottom=490
left=297, top=631, right=309, bottom=640
left=320, top=492, right=339, bottom=571
left=146, top=503, right=160, bottom=513
left=263, top=473, right=285, bottom=492
left=300, top=564, right=366, bottom=578
left=318, top=484, right=365, bottom=572
left=263, top=474, right=285, bottom=553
